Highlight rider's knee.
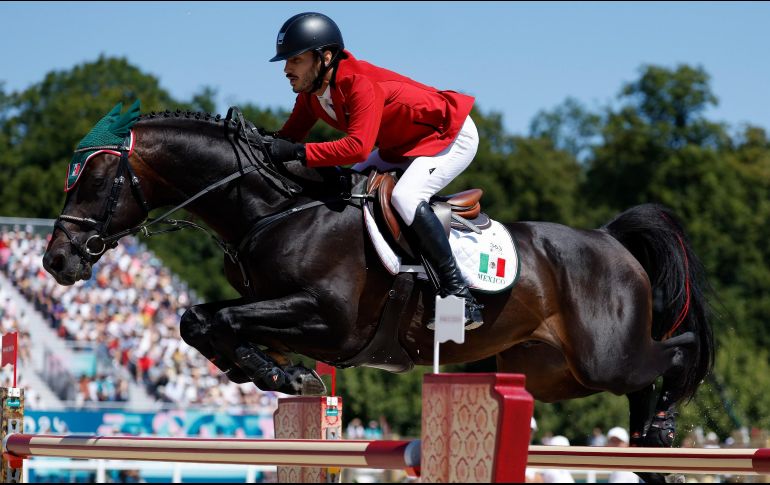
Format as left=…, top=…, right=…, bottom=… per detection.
left=391, top=187, right=423, bottom=225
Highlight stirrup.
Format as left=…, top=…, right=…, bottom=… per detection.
left=463, top=301, right=485, bottom=330
left=426, top=300, right=485, bottom=331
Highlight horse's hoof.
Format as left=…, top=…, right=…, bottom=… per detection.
left=279, top=366, right=327, bottom=396
left=643, top=428, right=676, bottom=447
left=643, top=411, right=677, bottom=447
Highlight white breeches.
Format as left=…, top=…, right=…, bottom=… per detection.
left=352, top=115, right=479, bottom=226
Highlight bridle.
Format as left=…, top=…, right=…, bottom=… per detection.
left=52, top=107, right=368, bottom=288
left=54, top=108, right=281, bottom=259
left=55, top=133, right=150, bottom=259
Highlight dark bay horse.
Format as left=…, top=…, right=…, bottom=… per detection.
left=43, top=108, right=713, bottom=457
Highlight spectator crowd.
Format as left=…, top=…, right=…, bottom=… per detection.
left=1, top=226, right=278, bottom=412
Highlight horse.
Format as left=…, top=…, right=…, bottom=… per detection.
left=43, top=105, right=713, bottom=469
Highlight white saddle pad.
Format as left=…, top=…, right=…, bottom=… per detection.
left=363, top=203, right=520, bottom=294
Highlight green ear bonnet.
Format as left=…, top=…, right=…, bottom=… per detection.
left=65, top=100, right=141, bottom=191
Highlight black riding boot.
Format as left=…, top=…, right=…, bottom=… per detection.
left=411, top=201, right=484, bottom=330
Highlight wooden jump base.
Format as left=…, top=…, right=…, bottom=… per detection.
left=528, top=445, right=770, bottom=475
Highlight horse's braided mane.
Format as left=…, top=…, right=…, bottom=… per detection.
left=137, top=109, right=239, bottom=128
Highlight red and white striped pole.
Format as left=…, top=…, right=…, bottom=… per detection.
left=527, top=445, right=770, bottom=475
left=3, top=435, right=419, bottom=469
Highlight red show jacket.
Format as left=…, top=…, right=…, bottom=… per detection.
left=277, top=50, right=475, bottom=168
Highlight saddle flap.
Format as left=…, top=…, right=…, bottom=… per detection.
left=377, top=175, right=402, bottom=241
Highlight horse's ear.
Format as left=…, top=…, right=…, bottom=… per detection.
left=107, top=102, right=123, bottom=119
left=110, top=100, right=141, bottom=137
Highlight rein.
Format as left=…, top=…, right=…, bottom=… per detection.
left=55, top=107, right=372, bottom=288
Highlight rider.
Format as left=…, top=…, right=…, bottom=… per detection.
left=267, top=12, right=484, bottom=330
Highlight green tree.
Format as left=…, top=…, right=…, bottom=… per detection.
left=0, top=55, right=178, bottom=217
left=446, top=106, right=583, bottom=225
left=529, top=96, right=603, bottom=163
left=584, top=64, right=729, bottom=211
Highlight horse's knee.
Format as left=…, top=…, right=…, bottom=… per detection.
left=212, top=308, right=241, bottom=334
left=180, top=306, right=211, bottom=346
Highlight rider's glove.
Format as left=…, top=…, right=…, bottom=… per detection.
left=269, top=138, right=306, bottom=165
left=257, top=127, right=280, bottom=138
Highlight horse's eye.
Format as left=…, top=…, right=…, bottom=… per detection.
left=90, top=177, right=107, bottom=189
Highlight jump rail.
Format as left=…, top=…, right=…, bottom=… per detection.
left=528, top=445, right=770, bottom=475
left=6, top=436, right=770, bottom=476
left=3, top=435, right=420, bottom=469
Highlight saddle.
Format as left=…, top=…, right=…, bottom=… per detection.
left=365, top=170, right=491, bottom=258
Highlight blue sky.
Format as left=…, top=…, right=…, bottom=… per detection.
left=2, top=1, right=768, bottom=136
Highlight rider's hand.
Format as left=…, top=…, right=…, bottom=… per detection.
left=257, top=127, right=279, bottom=138
left=269, top=138, right=306, bottom=165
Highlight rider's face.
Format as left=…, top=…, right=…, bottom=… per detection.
left=283, top=51, right=321, bottom=94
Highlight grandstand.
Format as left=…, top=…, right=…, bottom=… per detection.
left=0, top=217, right=280, bottom=481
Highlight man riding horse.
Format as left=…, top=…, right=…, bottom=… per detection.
left=266, top=12, right=485, bottom=330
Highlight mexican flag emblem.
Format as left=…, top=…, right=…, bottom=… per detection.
left=479, top=253, right=506, bottom=277
left=71, top=163, right=81, bottom=177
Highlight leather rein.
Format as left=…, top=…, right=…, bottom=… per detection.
left=54, top=107, right=369, bottom=288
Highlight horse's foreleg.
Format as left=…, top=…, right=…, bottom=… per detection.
left=209, top=292, right=333, bottom=396
left=180, top=300, right=252, bottom=383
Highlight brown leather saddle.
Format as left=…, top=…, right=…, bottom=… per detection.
left=365, top=170, right=491, bottom=258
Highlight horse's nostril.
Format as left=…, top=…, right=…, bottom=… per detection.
left=44, top=251, right=66, bottom=273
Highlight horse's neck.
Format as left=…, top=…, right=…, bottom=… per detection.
left=135, top=122, right=288, bottom=242
left=136, top=121, right=368, bottom=244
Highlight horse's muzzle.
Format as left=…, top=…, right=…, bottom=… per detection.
left=42, top=245, right=92, bottom=285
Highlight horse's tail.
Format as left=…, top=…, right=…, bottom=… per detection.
left=601, top=203, right=714, bottom=401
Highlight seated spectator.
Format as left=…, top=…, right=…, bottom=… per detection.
left=589, top=427, right=607, bottom=446
left=540, top=435, right=575, bottom=483
left=606, top=427, right=640, bottom=483
left=346, top=418, right=365, bottom=440
left=364, top=420, right=383, bottom=440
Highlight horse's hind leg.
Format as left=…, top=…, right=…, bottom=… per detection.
left=643, top=333, right=696, bottom=448
left=628, top=384, right=669, bottom=483
left=628, top=384, right=656, bottom=446
left=496, top=342, right=597, bottom=402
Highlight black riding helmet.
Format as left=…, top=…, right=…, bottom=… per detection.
left=269, top=12, right=344, bottom=62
